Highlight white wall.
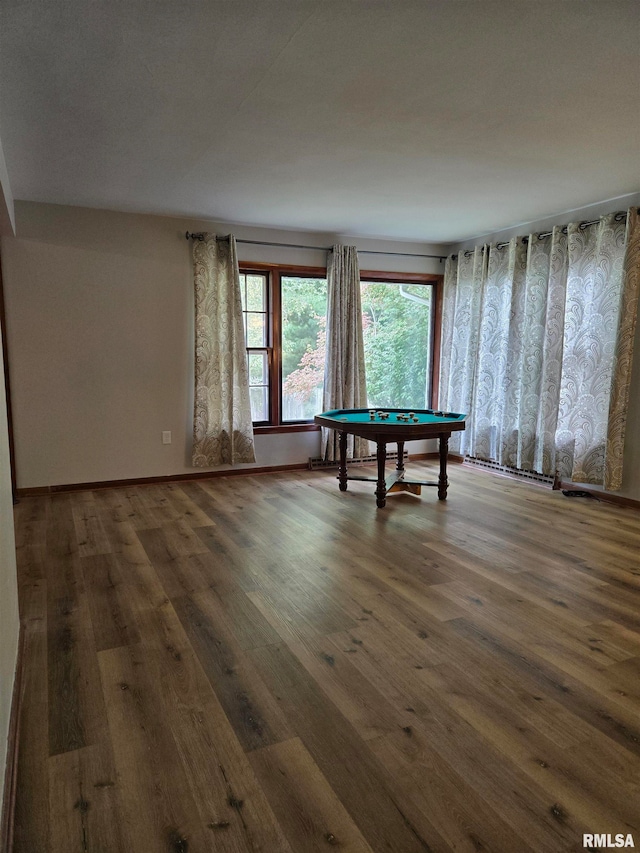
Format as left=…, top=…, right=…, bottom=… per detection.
left=0, top=126, right=15, bottom=235
left=1, top=202, right=446, bottom=489
left=453, top=192, right=640, bottom=252
left=0, top=320, right=18, bottom=821
left=0, top=154, right=18, bottom=834
left=450, top=192, right=640, bottom=501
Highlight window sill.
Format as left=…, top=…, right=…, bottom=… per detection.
left=253, top=423, right=321, bottom=435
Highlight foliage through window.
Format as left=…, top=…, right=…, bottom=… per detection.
left=281, top=276, right=327, bottom=421
left=361, top=281, right=433, bottom=409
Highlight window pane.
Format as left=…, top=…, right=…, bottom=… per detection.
left=248, top=351, right=268, bottom=384
left=246, top=312, right=266, bottom=347
left=281, top=276, right=328, bottom=421
left=250, top=386, right=268, bottom=422
left=361, top=281, right=433, bottom=409
left=246, top=275, right=266, bottom=312
left=239, top=273, right=247, bottom=310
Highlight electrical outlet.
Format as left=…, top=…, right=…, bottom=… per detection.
left=162, top=431, right=172, bottom=445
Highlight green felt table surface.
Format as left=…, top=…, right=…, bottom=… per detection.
left=317, top=408, right=465, bottom=425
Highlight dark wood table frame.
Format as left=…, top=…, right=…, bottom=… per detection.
left=314, top=411, right=466, bottom=508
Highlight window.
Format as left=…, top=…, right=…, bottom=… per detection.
left=281, top=276, right=327, bottom=421
left=240, top=263, right=439, bottom=429
left=360, top=279, right=434, bottom=409
left=239, top=271, right=270, bottom=423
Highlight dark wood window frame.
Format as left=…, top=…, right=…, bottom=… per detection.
left=238, top=260, right=443, bottom=434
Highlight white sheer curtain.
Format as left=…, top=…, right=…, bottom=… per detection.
left=192, top=234, right=256, bottom=467
left=321, top=245, right=368, bottom=461
left=440, top=208, right=639, bottom=489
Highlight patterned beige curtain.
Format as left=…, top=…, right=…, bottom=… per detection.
left=192, top=234, right=256, bottom=467
left=321, top=245, right=368, bottom=461
left=532, top=227, right=569, bottom=476
left=557, top=210, right=640, bottom=487
left=440, top=208, right=639, bottom=489
left=439, top=247, right=487, bottom=456
left=605, top=208, right=640, bottom=489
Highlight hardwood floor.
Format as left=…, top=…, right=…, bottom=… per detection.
left=11, top=462, right=640, bottom=852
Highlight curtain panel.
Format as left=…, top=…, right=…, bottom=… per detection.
left=440, top=248, right=486, bottom=458
left=322, top=245, right=369, bottom=461
left=192, top=234, right=256, bottom=467
left=606, top=208, right=640, bottom=489
left=440, top=208, right=639, bottom=489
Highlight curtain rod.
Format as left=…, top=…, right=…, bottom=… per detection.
left=451, top=211, right=628, bottom=260
left=185, top=232, right=446, bottom=261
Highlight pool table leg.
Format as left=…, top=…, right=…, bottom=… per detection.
left=396, top=441, right=405, bottom=474
left=438, top=434, right=449, bottom=500
left=376, top=441, right=387, bottom=508
left=338, top=431, right=348, bottom=491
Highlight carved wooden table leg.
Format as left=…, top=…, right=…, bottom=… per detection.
left=438, top=433, right=449, bottom=500
left=376, top=441, right=387, bottom=508
left=338, top=431, right=348, bottom=491
left=396, top=440, right=405, bottom=474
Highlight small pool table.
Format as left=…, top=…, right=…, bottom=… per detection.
left=314, top=408, right=467, bottom=508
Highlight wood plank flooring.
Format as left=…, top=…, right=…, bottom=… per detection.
left=12, top=462, right=640, bottom=852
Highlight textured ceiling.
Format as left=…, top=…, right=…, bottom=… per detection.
left=0, top=0, right=638, bottom=242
